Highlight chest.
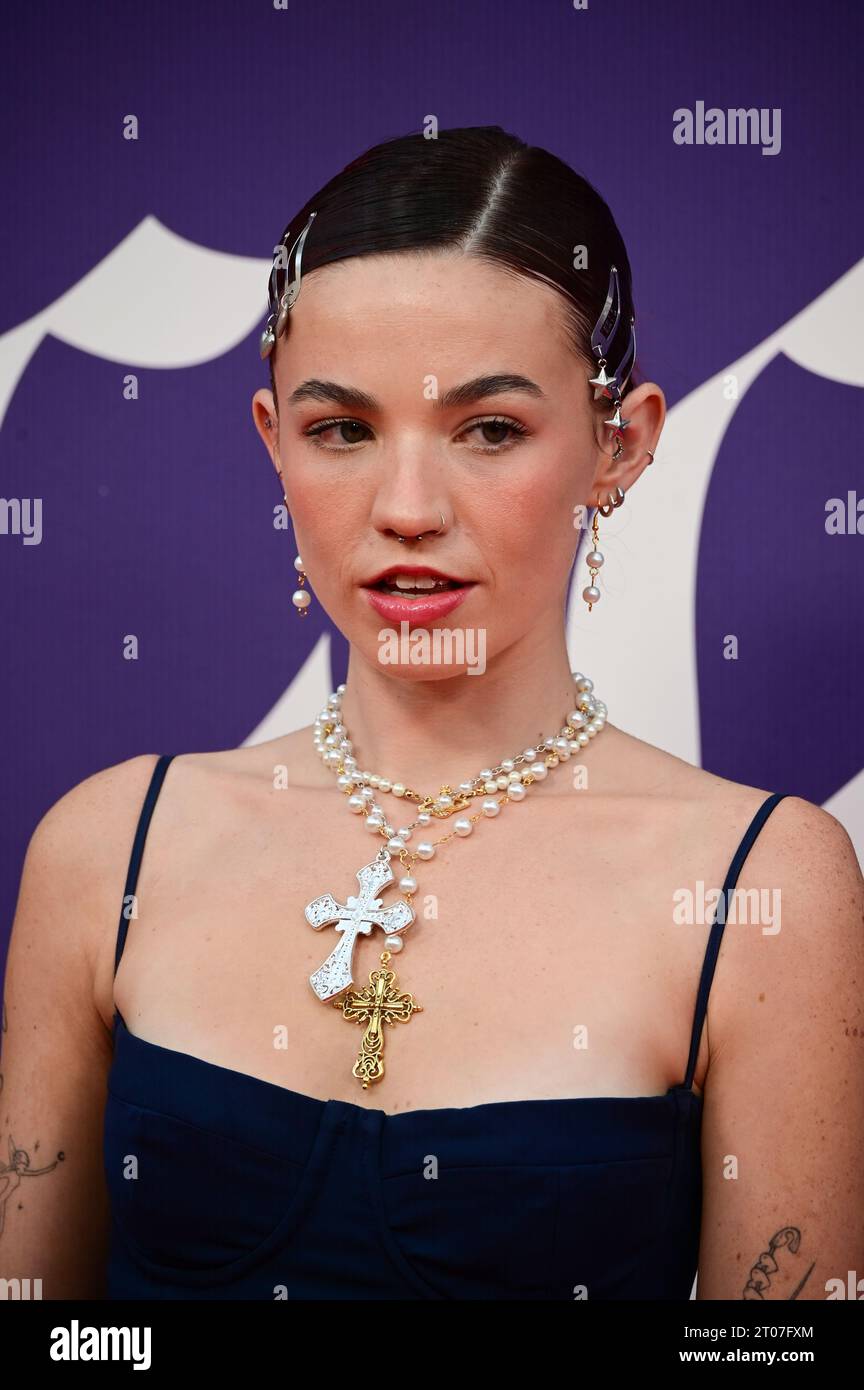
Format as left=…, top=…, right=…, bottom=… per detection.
left=110, top=784, right=713, bottom=1110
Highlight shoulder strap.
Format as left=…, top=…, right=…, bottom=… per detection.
left=113, top=754, right=176, bottom=978
left=682, top=791, right=788, bottom=1090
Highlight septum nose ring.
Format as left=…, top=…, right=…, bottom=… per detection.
left=396, top=512, right=446, bottom=543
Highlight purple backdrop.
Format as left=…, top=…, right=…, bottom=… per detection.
left=2, top=0, right=862, bottom=973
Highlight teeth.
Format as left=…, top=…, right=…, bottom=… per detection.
left=393, top=574, right=438, bottom=590
left=372, top=572, right=464, bottom=596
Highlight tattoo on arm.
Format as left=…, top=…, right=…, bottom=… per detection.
left=0, top=1004, right=64, bottom=1243
left=0, top=1137, right=63, bottom=1241
left=742, top=1226, right=815, bottom=1300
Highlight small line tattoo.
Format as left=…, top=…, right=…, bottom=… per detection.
left=742, top=1226, right=815, bottom=1300
left=0, top=1135, right=62, bottom=1239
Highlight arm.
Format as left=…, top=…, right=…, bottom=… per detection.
left=0, top=754, right=159, bottom=1298
left=695, top=796, right=864, bottom=1300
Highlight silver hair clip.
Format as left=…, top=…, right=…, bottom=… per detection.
left=588, top=264, right=635, bottom=434
left=259, top=210, right=317, bottom=360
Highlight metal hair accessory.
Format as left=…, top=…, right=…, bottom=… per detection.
left=588, top=264, right=636, bottom=435
left=259, top=210, right=318, bottom=360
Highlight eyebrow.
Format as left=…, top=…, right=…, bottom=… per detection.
left=287, top=373, right=547, bottom=412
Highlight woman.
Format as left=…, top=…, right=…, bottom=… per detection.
left=2, top=126, right=861, bottom=1301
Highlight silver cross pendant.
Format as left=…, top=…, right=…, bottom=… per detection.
left=305, top=853, right=416, bottom=1001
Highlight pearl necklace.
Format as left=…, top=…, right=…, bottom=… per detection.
left=305, top=672, right=607, bottom=1088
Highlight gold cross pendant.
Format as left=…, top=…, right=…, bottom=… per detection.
left=332, top=950, right=423, bottom=1088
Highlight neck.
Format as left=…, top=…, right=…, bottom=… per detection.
left=334, top=629, right=586, bottom=793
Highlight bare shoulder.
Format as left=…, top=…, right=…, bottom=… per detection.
left=616, top=723, right=862, bottom=1040
left=5, top=753, right=168, bottom=1043
left=613, top=717, right=860, bottom=891
left=36, top=729, right=322, bottom=864
left=53, top=733, right=321, bottom=897
left=602, top=719, right=856, bottom=856
left=153, top=727, right=328, bottom=810
left=605, top=720, right=864, bottom=1044
left=24, top=751, right=167, bottom=913
left=10, top=739, right=317, bottom=1032
left=594, top=721, right=773, bottom=846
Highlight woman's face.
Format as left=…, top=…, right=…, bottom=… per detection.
left=252, top=251, right=659, bottom=677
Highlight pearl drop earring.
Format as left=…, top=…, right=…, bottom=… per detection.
left=277, top=465, right=312, bottom=617
left=583, top=509, right=604, bottom=611
left=583, top=486, right=625, bottom=611
left=293, top=554, right=311, bottom=616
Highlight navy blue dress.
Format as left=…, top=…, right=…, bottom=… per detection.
left=103, top=754, right=787, bottom=1300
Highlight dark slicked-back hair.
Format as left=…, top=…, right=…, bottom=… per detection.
left=265, top=125, right=639, bottom=409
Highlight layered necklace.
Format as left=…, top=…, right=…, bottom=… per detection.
left=305, top=672, right=607, bottom=1088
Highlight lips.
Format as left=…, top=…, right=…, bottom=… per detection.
left=360, top=565, right=475, bottom=625
left=364, top=564, right=469, bottom=588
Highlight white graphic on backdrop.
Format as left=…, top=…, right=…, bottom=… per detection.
left=0, top=220, right=860, bottom=855
left=565, top=258, right=864, bottom=858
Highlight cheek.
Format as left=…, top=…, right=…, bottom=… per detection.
left=470, top=466, right=577, bottom=559
left=284, top=485, right=365, bottom=582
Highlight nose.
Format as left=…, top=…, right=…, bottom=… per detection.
left=369, top=456, right=448, bottom=544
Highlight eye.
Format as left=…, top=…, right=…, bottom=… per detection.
left=303, top=418, right=372, bottom=451
left=458, top=416, right=531, bottom=453
left=301, top=413, right=531, bottom=456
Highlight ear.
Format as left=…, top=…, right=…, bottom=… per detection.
left=588, top=380, right=666, bottom=503
left=251, top=387, right=282, bottom=482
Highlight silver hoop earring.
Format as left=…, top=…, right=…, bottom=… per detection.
left=597, top=486, right=625, bottom=519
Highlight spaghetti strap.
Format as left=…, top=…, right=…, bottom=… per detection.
left=682, top=791, right=788, bottom=1091
left=113, top=755, right=176, bottom=1004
